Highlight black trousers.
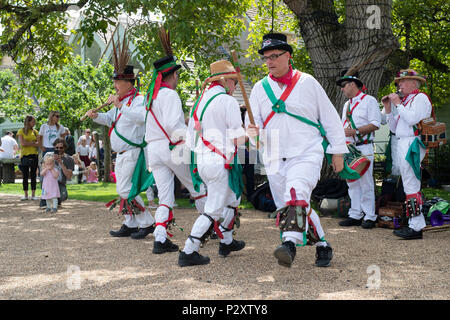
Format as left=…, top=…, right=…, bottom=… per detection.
left=19, top=155, right=39, bottom=191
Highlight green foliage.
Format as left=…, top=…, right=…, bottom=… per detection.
left=1, top=56, right=114, bottom=134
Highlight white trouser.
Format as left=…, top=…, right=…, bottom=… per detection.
left=347, top=144, right=376, bottom=221
left=115, top=148, right=155, bottom=229
left=148, top=141, right=207, bottom=243
left=390, top=134, right=401, bottom=176
left=182, top=152, right=241, bottom=254
left=398, top=137, right=426, bottom=231
left=266, top=154, right=327, bottom=246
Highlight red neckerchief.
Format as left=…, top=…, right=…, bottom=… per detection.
left=350, top=90, right=362, bottom=104
left=269, top=66, right=293, bottom=86
left=401, top=89, right=420, bottom=105
left=161, top=82, right=172, bottom=89
left=208, top=81, right=224, bottom=90
left=118, top=87, right=139, bottom=106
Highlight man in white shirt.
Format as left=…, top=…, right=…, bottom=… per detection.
left=144, top=55, right=208, bottom=255
left=246, top=33, right=348, bottom=268
left=77, top=129, right=92, bottom=146
left=382, top=69, right=431, bottom=240
left=337, top=72, right=381, bottom=229
left=0, top=132, right=18, bottom=159
left=85, top=65, right=156, bottom=239
left=178, top=60, right=247, bottom=267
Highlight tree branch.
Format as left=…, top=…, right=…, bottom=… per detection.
left=0, top=0, right=89, bottom=54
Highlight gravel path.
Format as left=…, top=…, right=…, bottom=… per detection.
left=0, top=193, right=448, bottom=300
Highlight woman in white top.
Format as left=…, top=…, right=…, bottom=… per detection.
left=38, top=111, right=66, bottom=156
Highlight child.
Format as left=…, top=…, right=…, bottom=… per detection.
left=41, top=153, right=60, bottom=213
left=86, top=162, right=98, bottom=183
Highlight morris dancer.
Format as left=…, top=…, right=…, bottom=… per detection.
left=246, top=33, right=348, bottom=268
left=178, top=60, right=247, bottom=267
left=144, top=28, right=208, bottom=254
left=337, top=71, right=381, bottom=229
left=382, top=69, right=431, bottom=239
left=85, top=53, right=155, bottom=239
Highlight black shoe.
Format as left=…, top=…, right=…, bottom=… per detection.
left=339, top=217, right=362, bottom=227
left=218, top=239, right=245, bottom=257
left=209, top=232, right=218, bottom=240
left=153, top=238, right=179, bottom=254
left=178, top=251, right=210, bottom=267
left=393, top=227, right=423, bottom=240
left=109, top=224, right=138, bottom=237
left=273, top=241, right=296, bottom=268
left=361, top=219, right=376, bottom=229
left=130, top=224, right=155, bottom=240
left=315, top=244, right=333, bottom=267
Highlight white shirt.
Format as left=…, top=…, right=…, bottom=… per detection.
left=187, top=85, right=245, bottom=158
left=0, top=135, right=18, bottom=159
left=77, top=135, right=92, bottom=146
left=39, top=124, right=65, bottom=149
left=246, top=72, right=348, bottom=163
left=94, top=94, right=146, bottom=153
left=386, top=92, right=432, bottom=139
left=145, top=87, right=187, bottom=146
left=341, top=91, right=381, bottom=144
left=76, top=144, right=90, bottom=156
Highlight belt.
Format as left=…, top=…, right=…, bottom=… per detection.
left=355, top=141, right=373, bottom=146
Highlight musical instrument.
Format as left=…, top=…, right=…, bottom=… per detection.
left=381, top=90, right=404, bottom=103
left=430, top=210, right=450, bottom=227
left=344, top=143, right=371, bottom=182
left=80, top=101, right=112, bottom=121
left=417, top=117, right=447, bottom=148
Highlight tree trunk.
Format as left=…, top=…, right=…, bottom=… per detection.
left=284, top=0, right=399, bottom=179
left=285, top=0, right=398, bottom=111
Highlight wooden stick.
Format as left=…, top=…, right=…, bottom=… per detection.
left=80, top=102, right=111, bottom=121
left=231, top=50, right=255, bottom=125
left=423, top=224, right=450, bottom=232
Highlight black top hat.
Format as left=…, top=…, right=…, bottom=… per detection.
left=113, top=65, right=136, bottom=80
left=153, top=56, right=181, bottom=74
left=336, top=70, right=364, bottom=88
left=258, top=33, right=293, bottom=55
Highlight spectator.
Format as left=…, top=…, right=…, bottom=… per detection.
left=65, top=128, right=76, bottom=157
left=38, top=111, right=65, bottom=156
left=72, top=154, right=86, bottom=184
left=0, top=131, right=19, bottom=159
left=39, top=138, right=74, bottom=208
left=77, top=128, right=92, bottom=146
left=40, top=152, right=60, bottom=213
left=17, top=116, right=40, bottom=201
left=76, top=137, right=91, bottom=167
left=53, top=138, right=74, bottom=204
left=86, top=162, right=98, bottom=183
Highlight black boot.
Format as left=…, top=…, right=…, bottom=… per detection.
left=178, top=251, right=210, bottom=267
left=339, top=217, right=362, bottom=227
left=273, top=241, right=296, bottom=268
left=130, top=224, right=155, bottom=240
left=361, top=219, right=376, bottom=229
left=315, top=243, right=333, bottom=267
left=393, top=227, right=423, bottom=239
left=109, top=224, right=138, bottom=237
left=153, top=238, right=179, bottom=254
left=218, top=239, right=246, bottom=257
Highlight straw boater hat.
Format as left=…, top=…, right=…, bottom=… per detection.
left=394, top=69, right=426, bottom=84
left=199, top=60, right=238, bottom=90
left=258, top=33, right=293, bottom=55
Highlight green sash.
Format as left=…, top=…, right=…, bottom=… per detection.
left=406, top=137, right=426, bottom=180
left=190, top=91, right=243, bottom=198
left=112, top=108, right=155, bottom=203
left=261, top=76, right=360, bottom=181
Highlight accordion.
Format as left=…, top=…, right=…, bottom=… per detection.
left=417, top=117, right=447, bottom=148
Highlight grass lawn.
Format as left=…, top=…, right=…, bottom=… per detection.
left=0, top=182, right=255, bottom=209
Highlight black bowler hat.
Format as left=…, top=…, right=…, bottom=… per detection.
left=336, top=70, right=364, bottom=88
left=113, top=65, right=136, bottom=80
left=258, top=33, right=293, bottom=55
left=153, top=55, right=181, bottom=74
